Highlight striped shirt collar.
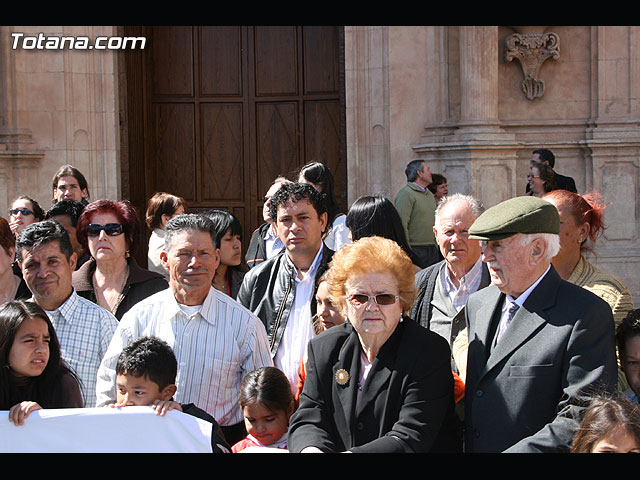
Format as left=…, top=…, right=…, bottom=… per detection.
left=163, top=286, right=219, bottom=326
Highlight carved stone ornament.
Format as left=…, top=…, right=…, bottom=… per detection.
left=504, top=32, right=560, bottom=100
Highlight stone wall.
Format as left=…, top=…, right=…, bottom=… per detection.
left=0, top=25, right=120, bottom=214
left=345, top=26, right=640, bottom=305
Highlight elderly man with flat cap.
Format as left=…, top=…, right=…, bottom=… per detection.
left=463, top=196, right=618, bottom=453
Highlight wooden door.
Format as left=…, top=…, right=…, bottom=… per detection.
left=121, top=26, right=346, bottom=266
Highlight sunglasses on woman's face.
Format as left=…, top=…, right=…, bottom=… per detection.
left=85, top=223, right=124, bottom=237
left=9, top=208, right=33, bottom=216
left=347, top=293, right=400, bottom=307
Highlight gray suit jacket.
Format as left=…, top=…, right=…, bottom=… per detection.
left=463, top=265, right=618, bottom=453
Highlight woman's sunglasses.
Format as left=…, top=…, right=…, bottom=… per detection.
left=347, top=293, right=400, bottom=307
left=85, top=223, right=124, bottom=237
left=9, top=208, right=33, bottom=216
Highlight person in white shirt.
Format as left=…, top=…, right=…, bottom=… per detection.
left=95, top=213, right=272, bottom=445
left=237, top=182, right=334, bottom=394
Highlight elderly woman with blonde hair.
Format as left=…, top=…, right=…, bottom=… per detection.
left=287, top=236, right=460, bottom=453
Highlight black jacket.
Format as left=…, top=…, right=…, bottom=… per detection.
left=287, top=320, right=461, bottom=453
left=237, top=245, right=334, bottom=354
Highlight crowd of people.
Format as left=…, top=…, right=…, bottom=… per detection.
left=1, top=155, right=639, bottom=454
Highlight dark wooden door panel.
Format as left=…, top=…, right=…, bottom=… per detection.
left=123, top=26, right=346, bottom=266
left=200, top=103, right=245, bottom=202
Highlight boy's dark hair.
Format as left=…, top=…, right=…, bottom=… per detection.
left=616, top=309, right=640, bottom=363
left=268, top=182, right=328, bottom=224
left=116, top=336, right=177, bottom=391
left=46, top=199, right=85, bottom=227
left=15, top=219, right=74, bottom=263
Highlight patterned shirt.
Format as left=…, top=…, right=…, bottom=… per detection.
left=441, top=257, right=484, bottom=312
left=45, top=289, right=119, bottom=407
left=95, top=287, right=273, bottom=426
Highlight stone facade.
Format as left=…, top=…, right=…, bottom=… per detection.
left=345, top=25, right=640, bottom=305
left=1, top=25, right=638, bottom=305
left=0, top=25, right=120, bottom=213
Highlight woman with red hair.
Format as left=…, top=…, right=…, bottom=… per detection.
left=545, top=190, right=633, bottom=394
left=543, top=190, right=633, bottom=327
left=72, top=200, right=168, bottom=320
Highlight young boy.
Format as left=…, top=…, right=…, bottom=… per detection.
left=616, top=309, right=640, bottom=404
left=111, top=336, right=230, bottom=453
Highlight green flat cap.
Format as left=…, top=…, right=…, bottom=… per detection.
left=469, top=196, right=559, bottom=241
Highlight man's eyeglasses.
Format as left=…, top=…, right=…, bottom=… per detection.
left=347, top=293, right=400, bottom=307
left=85, top=223, right=124, bottom=237
left=9, top=208, right=33, bottom=216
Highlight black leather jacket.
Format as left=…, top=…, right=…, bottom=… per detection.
left=237, top=245, right=334, bottom=355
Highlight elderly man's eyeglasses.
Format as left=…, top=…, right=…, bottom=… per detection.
left=85, top=223, right=124, bottom=237
left=347, top=293, right=400, bottom=307
left=9, top=208, right=33, bottom=216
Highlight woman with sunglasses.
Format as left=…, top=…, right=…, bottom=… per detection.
left=288, top=236, right=460, bottom=453
left=72, top=200, right=168, bottom=320
left=8, top=196, right=45, bottom=237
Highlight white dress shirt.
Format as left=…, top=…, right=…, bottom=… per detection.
left=95, top=287, right=273, bottom=426
left=274, top=245, right=324, bottom=394
left=495, top=264, right=551, bottom=345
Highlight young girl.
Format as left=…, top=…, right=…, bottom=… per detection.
left=232, top=366, right=295, bottom=453
left=571, top=394, right=640, bottom=453
left=203, top=209, right=246, bottom=300
left=0, top=300, right=83, bottom=425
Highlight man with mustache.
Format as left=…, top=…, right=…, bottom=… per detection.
left=238, top=182, right=333, bottom=394
left=95, top=214, right=272, bottom=445
left=16, top=220, right=118, bottom=407
left=463, top=196, right=617, bottom=452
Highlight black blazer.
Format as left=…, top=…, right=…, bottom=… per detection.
left=288, top=319, right=461, bottom=453
left=464, top=266, right=618, bottom=452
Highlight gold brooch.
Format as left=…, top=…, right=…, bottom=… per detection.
left=335, top=369, right=349, bottom=386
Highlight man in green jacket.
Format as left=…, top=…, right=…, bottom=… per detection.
left=394, top=159, right=439, bottom=269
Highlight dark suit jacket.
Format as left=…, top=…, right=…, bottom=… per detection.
left=288, top=319, right=461, bottom=453
left=464, top=265, right=618, bottom=453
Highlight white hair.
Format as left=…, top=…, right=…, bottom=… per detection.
left=518, top=233, right=560, bottom=260
left=434, top=193, right=484, bottom=231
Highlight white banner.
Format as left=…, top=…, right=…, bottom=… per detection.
left=0, top=406, right=213, bottom=453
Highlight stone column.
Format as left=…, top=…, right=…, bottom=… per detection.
left=344, top=26, right=391, bottom=204
left=413, top=26, right=519, bottom=208
left=583, top=26, right=640, bottom=303
left=458, top=26, right=501, bottom=132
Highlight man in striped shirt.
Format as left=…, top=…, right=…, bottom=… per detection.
left=16, top=220, right=118, bottom=407
left=95, top=214, right=272, bottom=445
